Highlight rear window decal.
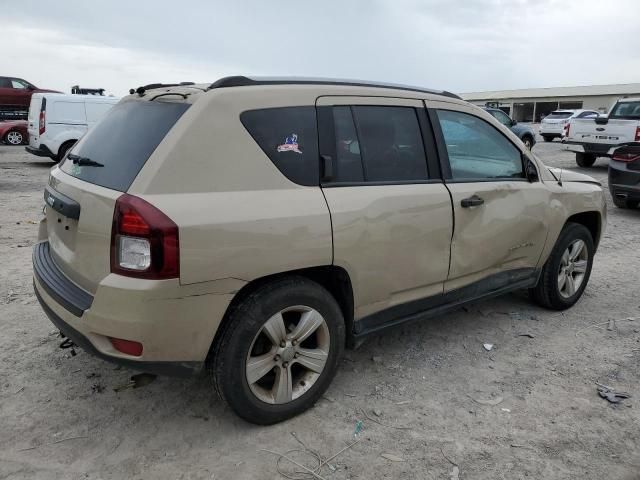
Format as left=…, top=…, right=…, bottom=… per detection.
left=277, top=133, right=302, bottom=154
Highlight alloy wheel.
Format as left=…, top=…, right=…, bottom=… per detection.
left=557, top=239, right=588, bottom=298
left=245, top=305, right=330, bottom=404
left=6, top=131, right=23, bottom=145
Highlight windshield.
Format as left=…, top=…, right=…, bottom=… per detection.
left=609, top=101, right=640, bottom=120
left=60, top=100, right=189, bottom=191
left=546, top=112, right=573, bottom=119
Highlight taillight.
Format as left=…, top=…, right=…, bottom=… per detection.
left=613, top=152, right=640, bottom=163
left=110, top=194, right=179, bottom=279
left=635, top=126, right=640, bottom=142
left=563, top=122, right=570, bottom=137
left=38, top=98, right=46, bottom=135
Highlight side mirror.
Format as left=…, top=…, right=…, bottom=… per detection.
left=525, top=159, right=539, bottom=182
left=27, top=85, right=35, bottom=91
left=511, top=119, right=518, bottom=126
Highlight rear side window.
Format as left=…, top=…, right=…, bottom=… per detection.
left=332, top=106, right=428, bottom=183
left=609, top=101, right=640, bottom=120
left=61, top=101, right=189, bottom=191
left=241, top=107, right=319, bottom=186
left=52, top=101, right=86, bottom=124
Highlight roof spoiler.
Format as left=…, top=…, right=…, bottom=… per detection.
left=129, top=82, right=196, bottom=96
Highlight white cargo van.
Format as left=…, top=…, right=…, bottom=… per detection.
left=26, top=93, right=119, bottom=162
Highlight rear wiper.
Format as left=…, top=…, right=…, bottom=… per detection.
left=67, top=153, right=104, bottom=167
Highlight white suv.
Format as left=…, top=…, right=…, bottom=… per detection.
left=539, top=109, right=600, bottom=142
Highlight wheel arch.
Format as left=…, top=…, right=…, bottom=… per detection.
left=565, top=211, right=602, bottom=249
left=207, top=265, right=356, bottom=363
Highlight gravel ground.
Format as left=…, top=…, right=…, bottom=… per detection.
left=1, top=136, right=639, bottom=480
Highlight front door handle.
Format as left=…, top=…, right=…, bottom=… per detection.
left=461, top=195, right=484, bottom=208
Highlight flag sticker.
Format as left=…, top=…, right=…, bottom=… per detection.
left=277, top=133, right=302, bottom=154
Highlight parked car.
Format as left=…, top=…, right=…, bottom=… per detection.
left=482, top=107, right=536, bottom=149
left=608, top=143, right=640, bottom=209
left=563, top=97, right=640, bottom=167
left=539, top=109, right=600, bottom=142
left=0, top=77, right=60, bottom=119
left=0, top=120, right=28, bottom=145
left=33, top=77, right=606, bottom=425
left=26, top=93, right=119, bottom=162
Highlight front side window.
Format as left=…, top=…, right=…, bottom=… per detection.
left=437, top=110, right=524, bottom=181
left=241, top=107, right=318, bottom=186
left=489, top=110, right=512, bottom=127
left=331, top=106, right=428, bottom=183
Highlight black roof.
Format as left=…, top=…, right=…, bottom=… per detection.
left=207, top=76, right=461, bottom=100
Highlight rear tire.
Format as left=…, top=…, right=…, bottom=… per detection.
left=542, top=135, right=553, bottom=142
left=211, top=276, right=345, bottom=424
left=530, top=223, right=594, bottom=310
left=522, top=135, right=533, bottom=149
left=4, top=130, right=24, bottom=145
left=56, top=140, right=76, bottom=164
left=576, top=152, right=596, bottom=168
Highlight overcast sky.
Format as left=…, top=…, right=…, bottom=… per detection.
left=3, top=0, right=639, bottom=97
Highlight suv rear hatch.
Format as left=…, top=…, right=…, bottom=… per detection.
left=44, top=98, right=190, bottom=294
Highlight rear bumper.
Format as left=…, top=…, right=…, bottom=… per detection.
left=25, top=144, right=55, bottom=158
left=563, top=142, right=617, bottom=156
left=609, top=161, right=640, bottom=201
left=33, top=241, right=239, bottom=377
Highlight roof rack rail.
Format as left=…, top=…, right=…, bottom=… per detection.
left=129, top=82, right=196, bottom=96
left=207, top=76, right=461, bottom=100
left=71, top=85, right=105, bottom=95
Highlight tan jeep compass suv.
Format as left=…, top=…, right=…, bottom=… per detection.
left=34, top=76, right=606, bottom=424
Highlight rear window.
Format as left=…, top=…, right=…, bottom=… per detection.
left=609, top=101, right=640, bottom=120
left=547, top=111, right=573, bottom=119
left=240, top=107, right=319, bottom=186
left=61, top=101, right=189, bottom=191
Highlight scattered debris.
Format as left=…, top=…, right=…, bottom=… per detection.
left=450, top=466, right=460, bottom=480
left=468, top=395, right=504, bottom=406
left=597, top=385, right=631, bottom=404
left=113, top=373, right=156, bottom=392
left=510, top=443, right=535, bottom=450
left=372, top=356, right=383, bottom=364
left=91, top=383, right=105, bottom=394
left=607, top=319, right=616, bottom=331
left=380, top=453, right=405, bottom=462
left=322, top=395, right=335, bottom=403
left=440, top=446, right=458, bottom=466
left=483, top=343, right=494, bottom=351
left=360, top=408, right=411, bottom=430
left=395, top=400, right=411, bottom=406
left=344, top=393, right=357, bottom=397
left=353, top=420, right=364, bottom=437
left=12, top=386, right=24, bottom=395
left=518, top=333, right=535, bottom=339
left=501, top=408, right=511, bottom=413
left=373, top=408, right=382, bottom=417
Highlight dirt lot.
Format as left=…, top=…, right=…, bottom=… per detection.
left=1, top=138, right=639, bottom=480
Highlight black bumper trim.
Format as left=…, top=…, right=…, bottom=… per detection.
left=34, top=285, right=203, bottom=377
left=33, top=241, right=93, bottom=317
left=25, top=144, right=55, bottom=158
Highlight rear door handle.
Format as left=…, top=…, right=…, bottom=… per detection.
left=461, top=195, right=484, bottom=208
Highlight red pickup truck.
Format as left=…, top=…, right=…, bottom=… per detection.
left=0, top=76, right=60, bottom=119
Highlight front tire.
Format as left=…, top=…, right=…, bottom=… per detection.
left=576, top=152, right=596, bottom=168
left=530, top=223, right=594, bottom=310
left=211, top=277, right=345, bottom=424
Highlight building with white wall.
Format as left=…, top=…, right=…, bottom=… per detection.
left=460, top=83, right=640, bottom=122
